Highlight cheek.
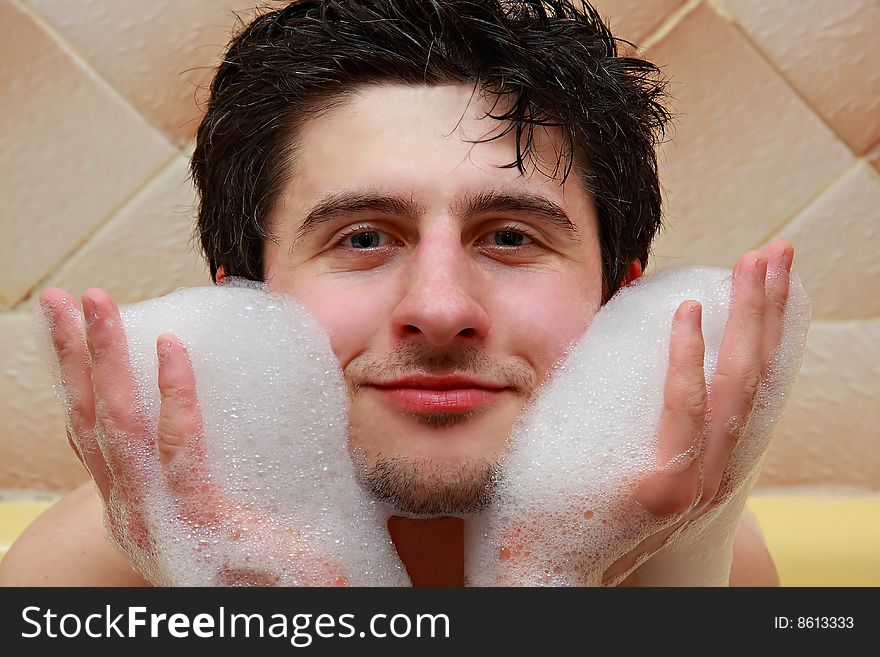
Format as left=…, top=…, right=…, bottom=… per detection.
left=503, top=279, right=600, bottom=379
left=264, top=249, right=388, bottom=366
left=282, top=279, right=390, bottom=367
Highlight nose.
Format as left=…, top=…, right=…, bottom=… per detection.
left=390, top=231, right=491, bottom=346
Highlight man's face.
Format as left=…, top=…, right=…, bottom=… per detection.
left=263, top=83, right=603, bottom=515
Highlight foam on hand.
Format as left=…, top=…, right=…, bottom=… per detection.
left=36, top=278, right=409, bottom=586
left=36, top=266, right=810, bottom=587
left=464, top=267, right=811, bottom=586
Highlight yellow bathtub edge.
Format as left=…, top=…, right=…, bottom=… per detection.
left=1, top=496, right=878, bottom=586
left=747, top=496, right=880, bottom=587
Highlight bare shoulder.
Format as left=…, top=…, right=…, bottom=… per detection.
left=728, top=508, right=780, bottom=587
left=0, top=482, right=147, bottom=586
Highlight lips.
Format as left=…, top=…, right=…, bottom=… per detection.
left=365, top=375, right=510, bottom=414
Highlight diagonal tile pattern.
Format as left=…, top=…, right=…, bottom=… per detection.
left=0, top=1, right=877, bottom=495
left=27, top=0, right=259, bottom=144
left=590, top=0, right=686, bottom=45
left=771, top=162, right=880, bottom=321
left=646, top=3, right=853, bottom=270
left=44, top=155, right=211, bottom=303
left=0, top=0, right=175, bottom=309
left=759, top=319, right=880, bottom=490
left=721, top=0, right=880, bottom=155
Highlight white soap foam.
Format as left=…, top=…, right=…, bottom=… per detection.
left=36, top=278, right=409, bottom=586
left=464, top=267, right=811, bottom=586
left=36, top=266, right=810, bottom=587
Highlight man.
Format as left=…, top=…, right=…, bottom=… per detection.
left=0, top=0, right=783, bottom=586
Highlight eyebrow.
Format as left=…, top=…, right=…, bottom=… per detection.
left=291, top=188, right=582, bottom=247
left=454, top=190, right=581, bottom=241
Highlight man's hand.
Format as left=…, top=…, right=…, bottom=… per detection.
left=471, top=240, right=797, bottom=586
left=601, top=240, right=794, bottom=585
left=39, top=288, right=347, bottom=586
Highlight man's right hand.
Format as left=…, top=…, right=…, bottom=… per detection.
left=39, top=287, right=347, bottom=586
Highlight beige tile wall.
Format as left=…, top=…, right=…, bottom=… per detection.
left=1, top=0, right=877, bottom=494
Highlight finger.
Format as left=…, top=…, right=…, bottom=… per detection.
left=104, top=492, right=153, bottom=554
left=66, top=431, right=84, bottom=464
left=635, top=301, right=705, bottom=517
left=601, top=520, right=691, bottom=586
left=218, top=526, right=349, bottom=586
left=156, top=334, right=225, bottom=523
left=759, top=240, right=794, bottom=377
left=40, top=289, right=96, bottom=436
left=157, top=334, right=204, bottom=473
left=39, top=288, right=111, bottom=499
left=700, top=251, right=768, bottom=506
left=82, top=289, right=150, bottom=494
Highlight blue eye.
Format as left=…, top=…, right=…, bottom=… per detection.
left=488, top=226, right=539, bottom=248
left=494, top=230, right=529, bottom=247
left=336, top=225, right=390, bottom=250
left=348, top=231, right=382, bottom=249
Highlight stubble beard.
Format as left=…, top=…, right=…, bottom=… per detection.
left=363, top=448, right=501, bottom=517
left=344, top=343, right=534, bottom=516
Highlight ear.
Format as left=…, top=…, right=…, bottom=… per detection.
left=622, top=259, right=643, bottom=286
left=215, top=266, right=226, bottom=285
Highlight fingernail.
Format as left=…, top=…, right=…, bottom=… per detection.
left=754, top=256, right=768, bottom=285
left=82, top=296, right=98, bottom=326
left=689, top=302, right=702, bottom=328
left=782, top=247, right=794, bottom=273
left=157, top=336, right=173, bottom=364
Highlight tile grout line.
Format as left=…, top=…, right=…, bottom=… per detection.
left=638, top=0, right=702, bottom=52
left=636, top=0, right=864, bottom=258
left=10, top=151, right=188, bottom=310
left=707, top=0, right=858, bottom=158
left=7, top=0, right=196, bottom=307
left=11, top=0, right=181, bottom=155
left=5, top=2, right=871, bottom=303
left=749, top=158, right=867, bottom=252
left=0, top=490, right=64, bottom=502
left=3, top=3, right=220, bottom=309
left=862, top=150, right=880, bottom=182
left=646, top=0, right=858, bottom=161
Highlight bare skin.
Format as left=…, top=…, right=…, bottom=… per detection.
left=0, top=84, right=788, bottom=587
left=0, top=482, right=777, bottom=586
left=0, top=240, right=787, bottom=588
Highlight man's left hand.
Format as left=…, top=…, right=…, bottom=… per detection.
left=601, top=240, right=794, bottom=585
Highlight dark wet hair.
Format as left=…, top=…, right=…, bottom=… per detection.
left=191, top=0, right=671, bottom=300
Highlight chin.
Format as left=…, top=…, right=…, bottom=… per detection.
left=360, top=453, right=501, bottom=517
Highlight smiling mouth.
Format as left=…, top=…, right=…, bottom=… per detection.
left=364, top=385, right=508, bottom=415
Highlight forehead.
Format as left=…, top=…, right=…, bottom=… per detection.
left=279, top=83, right=595, bottom=230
